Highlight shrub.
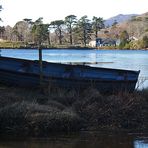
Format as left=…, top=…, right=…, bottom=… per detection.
left=0, top=101, right=83, bottom=136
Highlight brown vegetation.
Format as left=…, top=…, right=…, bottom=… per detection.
left=0, top=84, right=147, bottom=136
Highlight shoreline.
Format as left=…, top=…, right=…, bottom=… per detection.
left=0, top=47, right=148, bottom=50
left=0, top=46, right=96, bottom=50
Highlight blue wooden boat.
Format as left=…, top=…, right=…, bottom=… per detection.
left=0, top=56, right=140, bottom=92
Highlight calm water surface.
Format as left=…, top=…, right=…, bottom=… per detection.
left=0, top=132, right=148, bottom=148
left=1, top=49, right=148, bottom=88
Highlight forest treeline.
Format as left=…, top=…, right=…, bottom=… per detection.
left=0, top=15, right=104, bottom=48
left=0, top=4, right=148, bottom=49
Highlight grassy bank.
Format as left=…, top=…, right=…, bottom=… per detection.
left=1, top=41, right=148, bottom=50
left=0, top=41, right=95, bottom=50
left=0, top=85, right=147, bottom=136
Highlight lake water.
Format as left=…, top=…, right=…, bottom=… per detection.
left=0, top=132, right=148, bottom=148
left=1, top=49, right=148, bottom=89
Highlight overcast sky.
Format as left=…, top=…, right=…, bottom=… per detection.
left=1, top=0, right=148, bottom=27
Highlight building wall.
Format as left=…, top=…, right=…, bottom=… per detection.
left=89, top=40, right=96, bottom=47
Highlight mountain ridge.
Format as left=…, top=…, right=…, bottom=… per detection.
left=104, top=14, right=138, bottom=26
left=98, top=12, right=148, bottom=39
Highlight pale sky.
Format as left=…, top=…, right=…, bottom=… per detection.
left=0, top=0, right=148, bottom=27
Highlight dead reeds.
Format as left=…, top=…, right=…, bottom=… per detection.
left=0, top=84, right=147, bottom=136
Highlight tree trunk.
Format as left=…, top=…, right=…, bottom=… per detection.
left=38, top=45, right=43, bottom=87
left=95, top=30, right=98, bottom=47
left=83, top=29, right=86, bottom=47
left=69, top=25, right=72, bottom=45
left=70, top=31, right=72, bottom=45
left=48, top=31, right=51, bottom=46
left=59, top=30, right=62, bottom=44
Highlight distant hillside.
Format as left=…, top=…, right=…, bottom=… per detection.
left=100, top=12, right=148, bottom=40
left=104, top=14, right=138, bottom=27
left=125, top=12, right=148, bottom=38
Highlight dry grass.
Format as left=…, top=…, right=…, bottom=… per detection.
left=74, top=88, right=148, bottom=130
left=0, top=84, right=148, bottom=136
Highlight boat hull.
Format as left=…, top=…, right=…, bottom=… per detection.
left=0, top=68, right=138, bottom=93
left=0, top=56, right=140, bottom=93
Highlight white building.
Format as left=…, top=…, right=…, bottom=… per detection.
left=89, top=40, right=96, bottom=47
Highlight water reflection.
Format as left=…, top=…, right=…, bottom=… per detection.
left=0, top=132, right=148, bottom=148
left=134, top=140, right=148, bottom=148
